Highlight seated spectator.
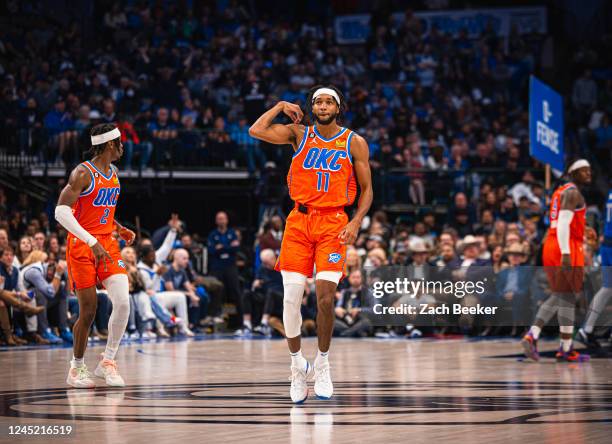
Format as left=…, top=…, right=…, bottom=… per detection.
left=164, top=249, right=207, bottom=332
left=0, top=246, right=46, bottom=345
left=21, top=250, right=71, bottom=344
left=138, top=245, right=194, bottom=337
left=148, top=107, right=178, bottom=168
left=239, top=248, right=283, bottom=337
left=117, top=115, right=153, bottom=171
left=43, top=96, right=76, bottom=164
left=258, top=216, right=283, bottom=255
left=15, top=236, right=33, bottom=267
left=495, top=243, right=534, bottom=336
left=334, top=270, right=373, bottom=337
left=121, top=247, right=159, bottom=339
left=179, top=115, right=205, bottom=166
left=208, top=117, right=238, bottom=168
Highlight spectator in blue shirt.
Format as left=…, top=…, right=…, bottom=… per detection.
left=163, top=248, right=206, bottom=330
left=148, top=107, right=178, bottom=168
left=43, top=96, right=76, bottom=164
left=207, top=211, right=243, bottom=330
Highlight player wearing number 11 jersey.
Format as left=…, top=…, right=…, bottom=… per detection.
left=249, top=85, right=373, bottom=403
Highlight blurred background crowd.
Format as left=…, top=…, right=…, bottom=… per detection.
left=0, top=0, right=610, bottom=345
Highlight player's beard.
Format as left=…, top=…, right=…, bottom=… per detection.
left=314, top=110, right=338, bottom=126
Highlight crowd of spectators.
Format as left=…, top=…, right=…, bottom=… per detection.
left=0, top=2, right=611, bottom=345
left=0, top=177, right=609, bottom=346
left=0, top=3, right=610, bottom=187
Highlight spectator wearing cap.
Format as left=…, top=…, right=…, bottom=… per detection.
left=406, top=239, right=433, bottom=279
left=495, top=243, right=534, bottom=335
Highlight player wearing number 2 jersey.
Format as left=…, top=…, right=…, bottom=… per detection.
left=249, top=85, right=373, bottom=403
left=55, top=123, right=135, bottom=389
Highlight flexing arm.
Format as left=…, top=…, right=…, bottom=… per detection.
left=558, top=188, right=583, bottom=262
left=248, top=101, right=304, bottom=150
left=338, top=134, right=373, bottom=245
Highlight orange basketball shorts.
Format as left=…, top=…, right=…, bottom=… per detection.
left=542, top=236, right=584, bottom=293
left=275, top=206, right=348, bottom=278
left=66, top=233, right=127, bottom=291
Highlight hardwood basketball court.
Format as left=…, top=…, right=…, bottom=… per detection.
left=0, top=337, right=610, bottom=443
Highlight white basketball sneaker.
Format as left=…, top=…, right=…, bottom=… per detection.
left=314, top=360, right=333, bottom=399
left=289, top=361, right=313, bottom=404
left=66, top=365, right=95, bottom=389
left=94, top=354, right=125, bottom=387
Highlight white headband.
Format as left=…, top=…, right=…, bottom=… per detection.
left=312, top=88, right=340, bottom=105
left=91, top=128, right=121, bottom=145
left=568, top=159, right=590, bottom=173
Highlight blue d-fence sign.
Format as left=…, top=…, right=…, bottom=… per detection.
left=529, top=76, right=564, bottom=171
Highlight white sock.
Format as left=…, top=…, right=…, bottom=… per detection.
left=530, top=325, right=541, bottom=340
left=261, top=318, right=268, bottom=326
left=315, top=349, right=329, bottom=366
left=561, top=338, right=572, bottom=353
left=71, top=356, right=84, bottom=368
left=290, top=350, right=308, bottom=372
left=244, top=319, right=252, bottom=330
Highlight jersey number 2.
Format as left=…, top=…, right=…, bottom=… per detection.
left=316, top=172, right=330, bottom=192
left=100, top=208, right=110, bottom=225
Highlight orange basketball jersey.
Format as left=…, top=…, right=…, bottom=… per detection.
left=72, top=161, right=121, bottom=236
left=287, top=125, right=357, bottom=208
left=548, top=182, right=586, bottom=241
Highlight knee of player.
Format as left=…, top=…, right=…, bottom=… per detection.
left=317, top=293, right=334, bottom=311
left=79, top=307, right=97, bottom=323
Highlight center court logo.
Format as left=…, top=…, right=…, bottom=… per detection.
left=328, top=253, right=342, bottom=263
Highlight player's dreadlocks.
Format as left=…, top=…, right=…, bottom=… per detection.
left=306, top=84, right=347, bottom=122
left=86, top=123, right=119, bottom=159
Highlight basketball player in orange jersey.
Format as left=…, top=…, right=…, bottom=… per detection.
left=55, top=123, right=135, bottom=388
left=521, top=159, right=592, bottom=362
left=249, top=85, right=373, bottom=403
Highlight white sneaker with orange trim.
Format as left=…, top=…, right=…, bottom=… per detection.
left=66, top=365, right=96, bottom=389
left=94, top=354, right=125, bottom=387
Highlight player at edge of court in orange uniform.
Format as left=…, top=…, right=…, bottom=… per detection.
left=55, top=123, right=136, bottom=388
left=521, top=159, right=592, bottom=362
left=249, top=85, right=373, bottom=403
